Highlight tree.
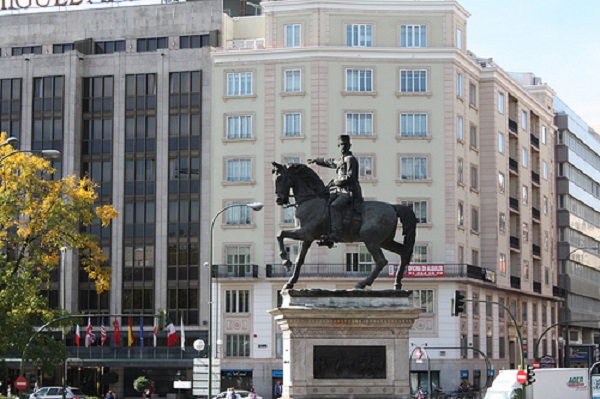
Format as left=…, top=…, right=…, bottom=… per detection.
left=133, top=376, right=153, bottom=399
left=0, top=132, right=117, bottom=365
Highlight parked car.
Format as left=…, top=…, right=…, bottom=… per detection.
left=212, top=389, right=250, bottom=399
left=29, top=387, right=86, bottom=399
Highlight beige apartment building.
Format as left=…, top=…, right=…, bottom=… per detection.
left=210, top=0, right=560, bottom=395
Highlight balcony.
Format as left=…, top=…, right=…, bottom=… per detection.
left=532, top=243, right=541, bottom=257
left=509, top=119, right=518, bottom=134
left=64, top=346, right=200, bottom=365
left=509, top=157, right=518, bottom=173
left=510, top=275, right=521, bottom=289
left=531, top=170, right=540, bottom=185
left=213, top=264, right=259, bottom=278
left=509, top=197, right=519, bottom=212
left=532, top=206, right=540, bottom=221
left=510, top=235, right=520, bottom=250
left=530, top=133, right=539, bottom=149
left=226, top=38, right=266, bottom=50
left=533, top=281, right=542, bottom=294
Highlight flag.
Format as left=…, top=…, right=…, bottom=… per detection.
left=101, top=319, right=107, bottom=347
left=113, top=318, right=121, bottom=347
left=85, top=317, right=95, bottom=347
left=128, top=316, right=135, bottom=347
left=166, top=316, right=179, bottom=347
left=180, top=316, right=186, bottom=351
left=153, top=317, right=157, bottom=348
left=140, top=317, right=144, bottom=348
left=75, top=325, right=80, bottom=347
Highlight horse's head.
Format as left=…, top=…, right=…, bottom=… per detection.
left=272, top=162, right=292, bottom=206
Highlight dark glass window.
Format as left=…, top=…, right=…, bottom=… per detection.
left=32, top=75, right=63, bottom=180
left=136, top=37, right=168, bottom=52
left=0, top=78, right=21, bottom=142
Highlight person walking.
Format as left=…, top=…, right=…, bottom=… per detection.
left=105, top=390, right=115, bottom=399
left=274, top=381, right=283, bottom=399
left=414, top=386, right=425, bottom=399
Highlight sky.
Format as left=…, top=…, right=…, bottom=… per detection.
left=458, top=0, right=600, bottom=132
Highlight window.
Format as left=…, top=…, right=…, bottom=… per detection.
left=400, top=156, right=428, bottom=181
left=521, top=147, right=528, bottom=168
left=347, top=24, right=372, bottom=47
left=471, top=249, right=479, bottom=266
left=400, top=200, right=428, bottom=224
left=470, top=125, right=478, bottom=149
left=11, top=46, right=42, bottom=55
left=458, top=201, right=464, bottom=227
left=499, top=298, right=505, bottom=319
left=498, top=91, right=505, bottom=113
left=472, top=293, right=479, bottom=315
left=180, top=35, right=209, bottom=49
left=499, top=212, right=506, bottom=234
left=225, top=201, right=255, bottom=225
left=458, top=245, right=464, bottom=264
left=227, top=72, right=253, bottom=96
left=532, top=303, right=537, bottom=323
left=94, top=40, right=126, bottom=54
left=543, top=196, right=548, bottom=215
left=401, top=24, right=426, bottom=48
left=499, top=253, right=507, bottom=274
left=410, top=289, right=434, bottom=313
left=498, top=132, right=505, bottom=154
left=413, top=244, right=429, bottom=263
left=457, top=158, right=464, bottom=184
left=400, top=113, right=427, bottom=137
left=346, top=246, right=373, bottom=272
left=226, top=158, right=252, bottom=182
left=542, top=161, right=548, bottom=179
left=225, top=290, right=250, bottom=313
left=137, top=37, right=168, bottom=52
left=457, top=115, right=464, bottom=141
left=471, top=207, right=479, bottom=232
left=285, top=24, right=301, bottom=47
left=522, top=302, right=528, bottom=321
left=521, top=110, right=527, bottom=130
left=541, top=126, right=547, bottom=144
left=53, top=43, right=74, bottom=54
left=457, top=73, right=463, bottom=97
left=456, top=29, right=462, bottom=49
left=226, top=245, right=251, bottom=275
left=283, top=206, right=296, bottom=224
left=225, top=334, right=250, bottom=357
left=522, top=185, right=528, bottom=205
left=226, top=115, right=252, bottom=139
left=469, top=83, right=477, bottom=106
left=283, top=113, right=302, bottom=137
left=499, top=172, right=505, bottom=193
left=346, top=68, right=373, bottom=92
left=400, top=69, right=427, bottom=93
left=283, top=155, right=301, bottom=164
left=357, top=156, right=374, bottom=180
left=284, top=69, right=302, bottom=93
left=346, top=112, right=373, bottom=136
left=470, top=165, right=478, bottom=190
left=522, top=222, right=529, bottom=242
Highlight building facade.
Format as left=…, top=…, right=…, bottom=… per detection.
left=554, top=96, right=600, bottom=368
left=0, top=0, right=571, bottom=398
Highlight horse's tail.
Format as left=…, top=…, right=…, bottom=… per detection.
left=393, top=204, right=417, bottom=266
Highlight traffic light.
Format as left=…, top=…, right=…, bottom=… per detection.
left=452, top=290, right=466, bottom=316
left=526, top=365, right=536, bottom=385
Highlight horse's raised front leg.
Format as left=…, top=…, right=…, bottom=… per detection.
left=355, top=242, right=388, bottom=289
left=277, top=228, right=312, bottom=271
left=284, top=240, right=312, bottom=290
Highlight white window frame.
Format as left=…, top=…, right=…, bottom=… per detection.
left=471, top=206, right=479, bottom=232
left=470, top=165, right=478, bottom=190
left=498, top=132, right=505, bottom=154
left=226, top=114, right=252, bottom=139
left=457, top=158, right=464, bottom=184
left=456, top=28, right=462, bottom=49
left=522, top=185, right=528, bottom=205
left=499, top=172, right=505, bottom=193
left=470, top=125, right=478, bottom=148
left=541, top=126, right=547, bottom=144
left=284, top=69, right=302, bottom=93
left=522, top=222, right=529, bottom=242
left=357, top=155, right=374, bottom=180
left=227, top=72, right=253, bottom=96
left=225, top=245, right=252, bottom=275
left=457, top=115, right=464, bottom=141
left=226, top=158, right=253, bottom=182
left=400, top=69, right=427, bottom=93
left=285, top=24, right=301, bottom=48
left=469, top=83, right=477, bottom=106
left=346, top=112, right=373, bottom=136
left=412, top=244, right=429, bottom=263
left=457, top=73, right=463, bottom=97
left=499, top=253, right=507, bottom=274
left=458, top=201, right=464, bottom=227
left=400, top=113, right=427, bottom=137
left=283, top=112, right=302, bottom=137
left=542, top=161, right=548, bottom=180
left=346, top=23, right=372, bottom=47
left=521, top=110, right=527, bottom=130
left=400, top=199, right=428, bottom=224
left=283, top=155, right=301, bottom=164
left=499, top=212, right=506, bottom=235
left=225, top=334, right=250, bottom=357
left=399, top=156, right=428, bottom=181
left=225, top=289, right=250, bottom=313
left=400, top=24, right=426, bottom=48
left=283, top=206, right=296, bottom=224
left=521, top=147, right=528, bottom=168
left=498, top=91, right=505, bottom=114
left=345, top=68, right=373, bottom=92
left=225, top=201, right=254, bottom=225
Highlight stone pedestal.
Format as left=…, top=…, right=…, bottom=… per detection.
left=269, top=289, right=421, bottom=399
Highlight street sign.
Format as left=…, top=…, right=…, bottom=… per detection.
left=516, top=369, right=527, bottom=384
left=14, top=376, right=28, bottom=390
left=533, top=361, right=541, bottom=369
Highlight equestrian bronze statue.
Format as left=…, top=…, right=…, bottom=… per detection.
left=272, top=161, right=416, bottom=290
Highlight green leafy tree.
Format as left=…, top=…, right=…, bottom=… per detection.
left=133, top=376, right=152, bottom=399
left=0, top=132, right=117, bottom=367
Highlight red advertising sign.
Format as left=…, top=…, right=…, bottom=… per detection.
left=388, top=264, right=445, bottom=277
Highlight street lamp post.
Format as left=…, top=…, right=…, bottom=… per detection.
left=207, top=202, right=263, bottom=398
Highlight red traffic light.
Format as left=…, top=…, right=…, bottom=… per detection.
left=516, top=369, right=527, bottom=384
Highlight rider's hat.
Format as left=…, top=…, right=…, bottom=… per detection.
left=338, top=134, right=351, bottom=145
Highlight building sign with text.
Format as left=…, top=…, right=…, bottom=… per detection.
left=388, top=264, right=444, bottom=277
left=1, top=0, right=171, bottom=14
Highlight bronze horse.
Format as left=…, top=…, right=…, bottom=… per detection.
left=272, top=162, right=416, bottom=290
